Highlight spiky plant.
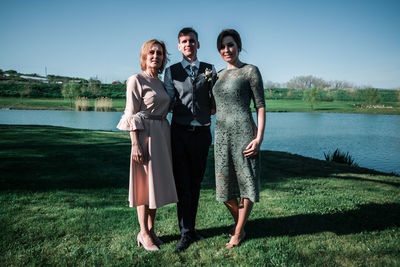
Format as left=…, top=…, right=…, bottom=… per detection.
left=324, top=148, right=358, bottom=167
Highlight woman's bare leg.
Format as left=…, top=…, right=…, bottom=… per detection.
left=226, top=198, right=253, bottom=247
left=136, top=205, right=154, bottom=245
left=224, top=199, right=239, bottom=224
left=147, top=208, right=160, bottom=242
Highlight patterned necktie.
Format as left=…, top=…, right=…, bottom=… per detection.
left=187, top=65, right=196, bottom=80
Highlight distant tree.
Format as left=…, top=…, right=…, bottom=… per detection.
left=62, top=83, right=81, bottom=107
left=80, top=84, right=92, bottom=98
left=26, top=73, right=41, bottom=77
left=47, top=74, right=68, bottom=83
left=88, top=78, right=101, bottom=97
left=356, top=84, right=374, bottom=90
left=329, top=80, right=353, bottom=90
left=362, top=88, right=381, bottom=105
left=343, top=88, right=359, bottom=101
left=287, top=75, right=329, bottom=90
left=18, top=84, right=32, bottom=99
left=325, top=90, right=334, bottom=101
left=313, top=77, right=329, bottom=89
left=265, top=80, right=282, bottom=89
left=286, top=89, right=295, bottom=99
left=47, top=74, right=87, bottom=84
left=396, top=90, right=400, bottom=103
left=265, top=88, right=273, bottom=99
left=303, top=88, right=322, bottom=110
left=5, top=70, right=18, bottom=75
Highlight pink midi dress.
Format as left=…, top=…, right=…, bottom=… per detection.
left=117, top=73, right=178, bottom=208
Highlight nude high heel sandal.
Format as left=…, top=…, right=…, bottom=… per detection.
left=137, top=232, right=159, bottom=251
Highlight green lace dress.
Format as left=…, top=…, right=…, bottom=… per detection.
left=213, top=64, right=265, bottom=202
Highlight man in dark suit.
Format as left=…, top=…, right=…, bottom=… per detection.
left=164, top=27, right=216, bottom=252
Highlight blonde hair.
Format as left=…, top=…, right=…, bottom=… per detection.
left=140, top=39, right=168, bottom=74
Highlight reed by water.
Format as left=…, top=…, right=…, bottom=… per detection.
left=94, top=97, right=113, bottom=112
left=74, top=97, right=90, bottom=111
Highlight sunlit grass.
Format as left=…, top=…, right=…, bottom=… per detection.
left=265, top=99, right=400, bottom=114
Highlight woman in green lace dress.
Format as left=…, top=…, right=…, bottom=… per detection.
left=213, top=29, right=266, bottom=248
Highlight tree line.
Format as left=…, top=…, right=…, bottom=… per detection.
left=1, top=71, right=399, bottom=110
left=0, top=81, right=125, bottom=99
left=264, top=75, right=399, bottom=109
left=265, top=75, right=380, bottom=90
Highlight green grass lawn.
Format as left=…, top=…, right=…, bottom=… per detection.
left=265, top=99, right=400, bottom=114
left=1, top=97, right=400, bottom=114
left=1, top=125, right=399, bottom=266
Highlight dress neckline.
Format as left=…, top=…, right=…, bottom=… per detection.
left=142, top=72, right=159, bottom=79
left=225, top=63, right=247, bottom=71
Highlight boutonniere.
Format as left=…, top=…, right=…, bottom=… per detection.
left=203, top=68, right=213, bottom=82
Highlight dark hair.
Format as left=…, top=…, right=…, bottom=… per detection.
left=140, top=39, right=168, bottom=74
left=178, top=27, right=198, bottom=41
left=217, top=29, right=242, bottom=52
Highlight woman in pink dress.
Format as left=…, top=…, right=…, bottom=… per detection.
left=117, top=39, right=178, bottom=251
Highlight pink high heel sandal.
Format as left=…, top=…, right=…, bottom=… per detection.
left=137, top=232, right=159, bottom=251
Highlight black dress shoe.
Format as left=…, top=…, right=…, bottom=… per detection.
left=192, top=231, right=205, bottom=241
left=175, top=235, right=193, bottom=252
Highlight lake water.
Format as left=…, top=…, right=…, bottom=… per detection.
left=1, top=109, right=399, bottom=175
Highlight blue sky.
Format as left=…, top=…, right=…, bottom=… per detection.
left=1, top=0, right=399, bottom=88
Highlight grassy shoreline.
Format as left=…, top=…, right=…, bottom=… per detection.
left=1, top=125, right=399, bottom=266
left=1, top=97, right=400, bottom=114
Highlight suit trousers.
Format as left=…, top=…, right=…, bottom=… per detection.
left=171, top=123, right=212, bottom=237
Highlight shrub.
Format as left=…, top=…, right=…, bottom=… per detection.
left=94, top=97, right=112, bottom=112
left=362, top=88, right=381, bottom=105
left=333, top=90, right=347, bottom=101
left=18, top=84, right=32, bottom=99
left=303, top=88, right=322, bottom=110
left=75, top=97, right=90, bottom=111
left=323, top=90, right=334, bottom=102
left=346, top=89, right=362, bottom=101
left=88, top=79, right=101, bottom=97
left=0, top=81, right=126, bottom=99
left=98, top=84, right=125, bottom=98
left=286, top=89, right=295, bottom=99
left=62, top=83, right=81, bottom=107
left=397, top=90, right=400, bottom=103
left=0, top=82, right=62, bottom=97
left=324, top=149, right=358, bottom=167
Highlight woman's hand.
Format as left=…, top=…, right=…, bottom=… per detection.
left=131, top=142, right=146, bottom=164
left=243, top=107, right=266, bottom=158
left=243, top=138, right=261, bottom=158
left=130, top=130, right=146, bottom=164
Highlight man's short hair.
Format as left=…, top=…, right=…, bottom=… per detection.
left=178, top=27, right=198, bottom=41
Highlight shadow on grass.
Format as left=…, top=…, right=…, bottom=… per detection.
left=0, top=125, right=130, bottom=191
left=202, top=149, right=400, bottom=190
left=246, top=202, right=400, bottom=238
left=158, top=202, right=400, bottom=243
left=1, top=125, right=398, bottom=192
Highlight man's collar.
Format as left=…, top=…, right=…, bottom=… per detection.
left=181, top=58, right=200, bottom=69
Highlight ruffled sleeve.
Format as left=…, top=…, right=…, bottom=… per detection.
left=116, top=75, right=145, bottom=131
